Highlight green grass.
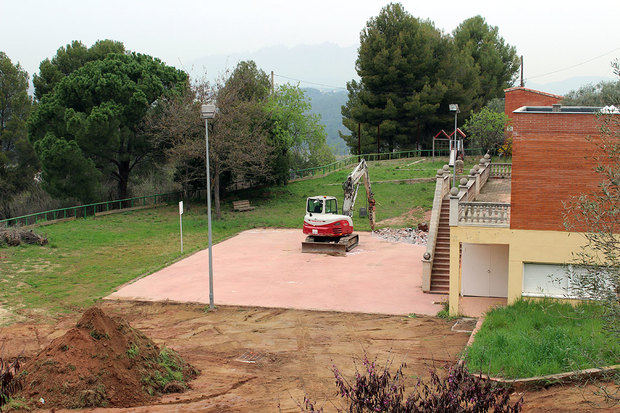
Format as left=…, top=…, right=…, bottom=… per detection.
left=466, top=299, right=620, bottom=379
left=0, top=157, right=454, bottom=319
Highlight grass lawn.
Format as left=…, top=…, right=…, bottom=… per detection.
left=0, top=157, right=456, bottom=320
left=465, top=299, right=620, bottom=378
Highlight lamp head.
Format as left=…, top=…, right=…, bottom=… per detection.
left=200, top=103, right=217, bottom=119
left=449, top=103, right=459, bottom=112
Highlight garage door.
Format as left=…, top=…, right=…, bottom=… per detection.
left=461, top=243, right=509, bottom=297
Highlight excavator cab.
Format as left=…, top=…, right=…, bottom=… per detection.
left=306, top=197, right=338, bottom=215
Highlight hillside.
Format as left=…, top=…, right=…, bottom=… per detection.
left=304, top=88, right=349, bottom=155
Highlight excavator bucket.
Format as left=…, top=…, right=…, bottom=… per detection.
left=301, top=234, right=359, bottom=257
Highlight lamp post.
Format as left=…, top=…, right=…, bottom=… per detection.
left=200, top=103, right=217, bottom=310
left=449, top=103, right=460, bottom=187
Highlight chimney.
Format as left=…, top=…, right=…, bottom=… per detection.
left=552, top=104, right=561, bottom=113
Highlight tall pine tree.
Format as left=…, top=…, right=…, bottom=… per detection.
left=341, top=3, right=517, bottom=153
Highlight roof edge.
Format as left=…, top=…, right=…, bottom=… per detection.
left=503, top=86, right=563, bottom=100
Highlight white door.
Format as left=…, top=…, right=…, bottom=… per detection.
left=461, top=243, right=508, bottom=297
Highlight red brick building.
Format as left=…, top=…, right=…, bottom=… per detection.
left=504, top=87, right=562, bottom=117
left=505, top=87, right=617, bottom=231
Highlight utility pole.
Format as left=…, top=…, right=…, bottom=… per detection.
left=271, top=70, right=275, bottom=93
left=357, top=123, right=361, bottom=162
left=377, top=124, right=380, bottom=154
left=520, top=56, right=524, bottom=87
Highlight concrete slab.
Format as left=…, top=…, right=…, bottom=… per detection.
left=106, top=229, right=443, bottom=316
left=459, top=296, right=508, bottom=317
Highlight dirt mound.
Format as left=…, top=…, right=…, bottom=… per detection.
left=16, top=307, right=197, bottom=409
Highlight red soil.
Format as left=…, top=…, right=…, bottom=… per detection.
left=16, top=307, right=196, bottom=409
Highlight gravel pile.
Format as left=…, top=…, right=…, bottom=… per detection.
left=373, top=227, right=428, bottom=246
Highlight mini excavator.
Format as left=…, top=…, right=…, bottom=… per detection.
left=301, top=159, right=375, bottom=256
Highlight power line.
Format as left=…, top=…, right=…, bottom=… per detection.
left=525, top=46, right=620, bottom=81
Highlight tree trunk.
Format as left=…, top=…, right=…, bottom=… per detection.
left=117, top=161, right=130, bottom=200
left=213, top=163, right=221, bottom=219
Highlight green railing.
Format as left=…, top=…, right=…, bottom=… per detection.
left=290, top=147, right=484, bottom=179
left=0, top=190, right=206, bottom=228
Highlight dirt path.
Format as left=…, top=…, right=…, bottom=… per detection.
left=1, top=301, right=613, bottom=412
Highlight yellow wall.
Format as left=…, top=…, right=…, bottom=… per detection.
left=448, top=226, right=589, bottom=316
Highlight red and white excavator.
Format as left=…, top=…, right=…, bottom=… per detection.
left=301, top=159, right=376, bottom=255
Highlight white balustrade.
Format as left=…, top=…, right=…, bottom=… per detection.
left=490, top=163, right=512, bottom=179
left=458, top=202, right=510, bottom=227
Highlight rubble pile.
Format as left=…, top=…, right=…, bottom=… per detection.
left=373, top=227, right=428, bottom=246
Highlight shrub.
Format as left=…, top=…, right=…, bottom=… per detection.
left=304, top=355, right=522, bottom=412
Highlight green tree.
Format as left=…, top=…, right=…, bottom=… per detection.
left=267, top=84, right=334, bottom=182
left=224, top=60, right=271, bottom=101
left=463, top=107, right=509, bottom=154
left=32, top=39, right=125, bottom=100
left=34, top=134, right=101, bottom=201
left=0, top=52, right=37, bottom=218
left=29, top=52, right=187, bottom=200
left=562, top=80, right=620, bottom=106
left=453, top=16, right=519, bottom=110
left=341, top=3, right=479, bottom=153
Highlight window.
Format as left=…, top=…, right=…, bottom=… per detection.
left=522, top=264, right=570, bottom=298
left=325, top=199, right=338, bottom=214
left=307, top=199, right=323, bottom=214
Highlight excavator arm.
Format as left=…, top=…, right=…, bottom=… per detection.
left=341, top=159, right=376, bottom=230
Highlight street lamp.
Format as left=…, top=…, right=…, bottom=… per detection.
left=200, top=103, right=217, bottom=310
left=449, top=103, right=460, bottom=187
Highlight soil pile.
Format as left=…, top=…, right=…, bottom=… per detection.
left=16, top=307, right=197, bottom=409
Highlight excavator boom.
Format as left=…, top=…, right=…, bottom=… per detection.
left=342, top=159, right=376, bottom=229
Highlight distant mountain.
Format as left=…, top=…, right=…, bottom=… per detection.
left=304, top=88, right=349, bottom=155
left=527, top=76, right=615, bottom=95
left=190, top=42, right=357, bottom=89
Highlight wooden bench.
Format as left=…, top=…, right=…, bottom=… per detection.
left=233, top=200, right=255, bottom=212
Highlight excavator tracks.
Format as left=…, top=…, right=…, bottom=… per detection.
left=301, top=234, right=359, bottom=257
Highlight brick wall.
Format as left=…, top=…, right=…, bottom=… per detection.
left=504, top=87, right=562, bottom=117
left=510, top=112, right=608, bottom=231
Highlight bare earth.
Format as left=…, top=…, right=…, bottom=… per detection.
left=1, top=301, right=612, bottom=412
left=4, top=301, right=467, bottom=412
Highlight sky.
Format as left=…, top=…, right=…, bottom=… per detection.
left=1, top=0, right=619, bottom=87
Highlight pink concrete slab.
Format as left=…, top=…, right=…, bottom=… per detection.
left=106, top=229, right=444, bottom=316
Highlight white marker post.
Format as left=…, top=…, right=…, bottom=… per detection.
left=179, top=200, right=184, bottom=253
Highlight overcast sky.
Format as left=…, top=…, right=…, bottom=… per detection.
left=2, top=0, right=619, bottom=86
